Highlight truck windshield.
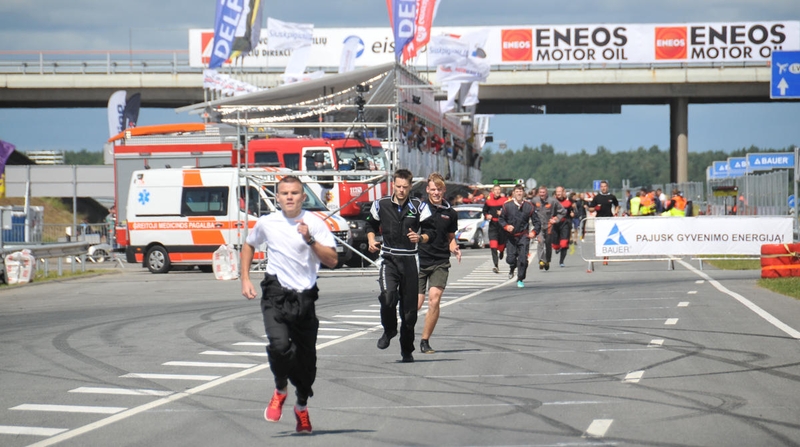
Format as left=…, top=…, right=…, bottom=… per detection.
left=261, top=183, right=329, bottom=212
left=336, top=146, right=387, bottom=171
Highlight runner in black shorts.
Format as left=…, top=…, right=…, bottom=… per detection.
left=482, top=185, right=507, bottom=274
left=417, top=173, right=461, bottom=354
left=552, top=186, right=573, bottom=267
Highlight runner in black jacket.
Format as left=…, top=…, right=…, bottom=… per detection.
left=499, top=184, right=541, bottom=288
left=366, top=169, right=433, bottom=363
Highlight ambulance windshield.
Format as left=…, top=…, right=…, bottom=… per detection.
left=336, top=146, right=387, bottom=171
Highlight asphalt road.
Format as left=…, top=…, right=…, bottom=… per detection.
left=1, top=248, right=799, bottom=447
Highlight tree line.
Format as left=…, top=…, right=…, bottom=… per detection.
left=479, top=144, right=797, bottom=189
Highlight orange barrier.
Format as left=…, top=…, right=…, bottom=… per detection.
left=760, top=243, right=800, bottom=279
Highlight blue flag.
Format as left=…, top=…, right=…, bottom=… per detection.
left=389, top=0, right=416, bottom=61
left=209, top=0, right=246, bottom=69
left=0, top=140, right=15, bottom=175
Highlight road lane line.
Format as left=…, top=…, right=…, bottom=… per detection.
left=665, top=318, right=679, bottom=325
left=648, top=339, right=664, bottom=347
left=688, top=291, right=697, bottom=294
left=679, top=259, right=800, bottom=339
left=622, top=371, right=644, bottom=383
left=0, top=426, right=68, bottom=436
left=200, top=350, right=267, bottom=357
left=69, top=387, right=172, bottom=397
left=583, top=419, right=614, bottom=438
left=11, top=404, right=127, bottom=414
left=232, top=342, right=267, bottom=346
left=120, top=373, right=219, bottom=381
left=163, top=361, right=256, bottom=368
left=678, top=302, right=689, bottom=307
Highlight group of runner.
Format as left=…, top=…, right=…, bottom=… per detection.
left=238, top=172, right=619, bottom=434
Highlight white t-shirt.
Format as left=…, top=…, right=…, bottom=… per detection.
left=246, top=210, right=336, bottom=292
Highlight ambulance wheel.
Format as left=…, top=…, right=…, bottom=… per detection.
left=146, top=246, right=170, bottom=274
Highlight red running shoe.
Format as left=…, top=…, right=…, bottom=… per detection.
left=264, top=390, right=287, bottom=422
left=294, top=406, right=312, bottom=434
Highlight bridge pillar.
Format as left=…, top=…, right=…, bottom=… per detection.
left=669, top=97, right=689, bottom=183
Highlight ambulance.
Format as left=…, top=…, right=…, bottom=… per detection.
left=123, top=166, right=352, bottom=273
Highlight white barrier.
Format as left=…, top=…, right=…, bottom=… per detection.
left=212, top=245, right=240, bottom=281
left=4, top=250, right=36, bottom=285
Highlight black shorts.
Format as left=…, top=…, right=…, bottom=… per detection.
left=553, top=220, right=571, bottom=242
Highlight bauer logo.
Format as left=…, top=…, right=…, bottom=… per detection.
left=655, top=27, right=687, bottom=60
left=501, top=29, right=533, bottom=61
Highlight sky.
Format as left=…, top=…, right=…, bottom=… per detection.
left=1, top=0, right=800, bottom=155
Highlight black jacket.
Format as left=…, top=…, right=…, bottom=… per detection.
left=418, top=200, right=458, bottom=267
left=499, top=199, right=541, bottom=237
left=366, top=195, right=433, bottom=252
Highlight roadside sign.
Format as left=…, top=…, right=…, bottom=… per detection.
left=712, top=161, right=729, bottom=178
left=789, top=195, right=795, bottom=208
left=746, top=152, right=795, bottom=172
left=771, top=51, right=800, bottom=99
left=592, top=180, right=603, bottom=190
left=727, top=157, right=747, bottom=177
left=525, top=178, right=537, bottom=190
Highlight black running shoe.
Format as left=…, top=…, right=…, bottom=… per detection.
left=420, top=339, right=435, bottom=354
left=499, top=250, right=504, bottom=260
left=377, top=330, right=397, bottom=350
left=508, top=268, right=515, bottom=279
left=401, top=352, right=414, bottom=363
left=544, top=262, right=550, bottom=271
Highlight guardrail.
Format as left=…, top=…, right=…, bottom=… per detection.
left=0, top=242, right=95, bottom=284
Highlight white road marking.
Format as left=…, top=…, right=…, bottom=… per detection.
left=695, top=280, right=705, bottom=284
left=0, top=425, right=68, bottom=436
left=583, top=419, right=614, bottom=438
left=69, top=387, right=172, bottom=397
left=351, top=309, right=379, bottom=313
left=679, top=259, right=800, bottom=340
left=678, top=302, right=689, bottom=307
left=317, top=335, right=341, bottom=339
left=24, top=268, right=512, bottom=447
left=11, top=404, right=127, bottom=414
left=200, top=350, right=267, bottom=357
left=332, top=315, right=380, bottom=319
left=162, top=361, right=255, bottom=369
left=232, top=342, right=267, bottom=346
left=648, top=339, right=664, bottom=347
left=120, top=373, right=219, bottom=381
left=318, top=328, right=352, bottom=331
left=665, top=318, right=679, bottom=325
left=622, top=371, right=644, bottom=383
left=688, top=291, right=697, bottom=294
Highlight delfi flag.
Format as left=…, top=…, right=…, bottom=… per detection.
left=210, top=0, right=247, bottom=69
left=229, top=0, right=264, bottom=60
left=388, top=0, right=416, bottom=61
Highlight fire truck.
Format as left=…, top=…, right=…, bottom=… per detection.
left=109, top=123, right=384, bottom=267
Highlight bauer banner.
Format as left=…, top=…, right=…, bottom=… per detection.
left=594, top=216, right=794, bottom=257
left=190, top=20, right=800, bottom=68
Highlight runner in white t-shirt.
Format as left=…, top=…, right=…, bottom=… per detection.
left=241, top=176, right=337, bottom=434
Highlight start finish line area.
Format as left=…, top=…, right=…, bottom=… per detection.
left=582, top=216, right=795, bottom=270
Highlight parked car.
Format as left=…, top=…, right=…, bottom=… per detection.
left=454, top=205, right=489, bottom=249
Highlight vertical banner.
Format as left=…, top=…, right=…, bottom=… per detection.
left=107, top=90, right=127, bottom=139
left=266, top=17, right=314, bottom=51
left=339, top=36, right=360, bottom=73
left=229, top=0, right=264, bottom=60
left=123, top=93, right=141, bottom=130
left=0, top=139, right=15, bottom=198
left=403, top=0, right=442, bottom=62
left=389, top=0, right=416, bottom=61
left=210, top=0, right=245, bottom=69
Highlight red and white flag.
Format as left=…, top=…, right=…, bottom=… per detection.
left=402, top=0, right=442, bottom=63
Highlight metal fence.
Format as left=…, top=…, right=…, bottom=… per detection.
left=707, top=170, right=790, bottom=217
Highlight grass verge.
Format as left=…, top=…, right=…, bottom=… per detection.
left=702, top=258, right=761, bottom=270
left=1, top=268, right=117, bottom=288
left=758, top=277, right=800, bottom=300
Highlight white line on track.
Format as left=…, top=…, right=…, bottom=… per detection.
left=11, top=404, right=127, bottom=414
left=695, top=280, right=705, bottom=284
left=0, top=426, right=68, bottom=437
left=120, top=373, right=220, bottom=381
left=317, top=335, right=341, bottom=339
left=200, top=350, right=267, bottom=357
left=679, top=259, right=800, bottom=339
left=69, top=387, right=173, bottom=397
left=318, top=328, right=352, bottom=331
left=688, top=291, right=697, bottom=294
left=622, top=371, right=644, bottom=383
left=23, top=269, right=514, bottom=447
left=332, top=315, right=380, bottom=318
left=162, top=361, right=256, bottom=369
left=678, top=302, right=689, bottom=307
left=232, top=342, right=267, bottom=346
left=665, top=318, right=679, bottom=325
left=648, top=339, right=664, bottom=347
left=583, top=419, right=614, bottom=438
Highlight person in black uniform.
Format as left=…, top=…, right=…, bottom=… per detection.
left=482, top=184, right=508, bottom=273
left=417, top=172, right=461, bottom=354
left=367, top=169, right=433, bottom=363
left=587, top=180, right=619, bottom=265
left=499, top=184, right=541, bottom=288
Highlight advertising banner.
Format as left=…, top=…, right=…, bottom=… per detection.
left=106, top=90, right=127, bottom=139
left=594, top=217, right=793, bottom=256
left=746, top=152, right=795, bottom=172
left=209, top=0, right=246, bottom=69
left=190, top=20, right=800, bottom=69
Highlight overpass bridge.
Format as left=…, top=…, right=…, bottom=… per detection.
left=0, top=51, right=793, bottom=182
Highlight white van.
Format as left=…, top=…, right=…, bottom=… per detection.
left=124, top=167, right=352, bottom=273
